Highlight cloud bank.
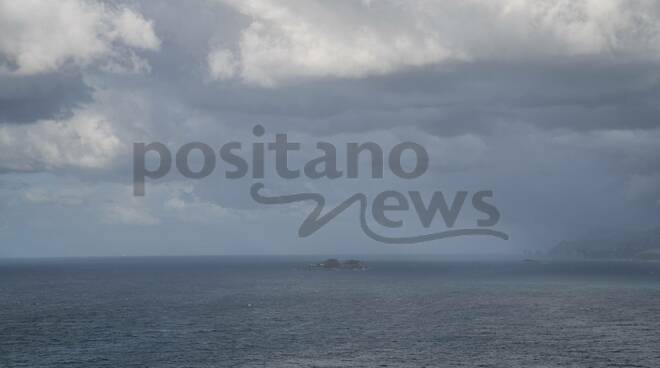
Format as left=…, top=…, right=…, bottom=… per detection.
left=0, top=0, right=659, bottom=257
left=211, top=0, right=660, bottom=86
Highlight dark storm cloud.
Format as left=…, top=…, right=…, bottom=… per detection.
left=380, top=61, right=660, bottom=136
left=0, top=72, right=93, bottom=124
left=139, top=53, right=660, bottom=139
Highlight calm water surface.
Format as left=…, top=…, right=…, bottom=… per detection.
left=1, top=257, right=660, bottom=367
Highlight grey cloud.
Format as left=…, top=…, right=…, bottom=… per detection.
left=107, top=1, right=660, bottom=139
left=172, top=60, right=660, bottom=137
left=0, top=72, right=93, bottom=124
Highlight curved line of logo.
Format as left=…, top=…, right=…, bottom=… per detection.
left=250, top=183, right=509, bottom=244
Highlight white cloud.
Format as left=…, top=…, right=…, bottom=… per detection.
left=102, top=183, right=232, bottom=226
left=0, top=0, right=160, bottom=75
left=0, top=110, right=123, bottom=172
left=111, top=7, right=161, bottom=50
left=208, top=49, right=238, bottom=80
left=164, top=184, right=233, bottom=223
left=213, top=0, right=660, bottom=86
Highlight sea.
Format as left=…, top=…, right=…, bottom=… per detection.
left=1, top=256, right=659, bottom=367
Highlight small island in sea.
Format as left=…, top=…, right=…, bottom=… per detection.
left=307, top=258, right=368, bottom=270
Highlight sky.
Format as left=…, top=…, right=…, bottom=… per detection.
left=1, top=0, right=659, bottom=257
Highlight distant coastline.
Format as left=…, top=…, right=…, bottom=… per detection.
left=548, top=228, right=660, bottom=261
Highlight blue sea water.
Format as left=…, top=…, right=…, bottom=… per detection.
left=1, top=257, right=660, bottom=367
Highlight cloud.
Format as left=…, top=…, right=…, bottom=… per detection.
left=211, top=0, right=660, bottom=86
left=21, top=186, right=92, bottom=206
left=553, top=128, right=660, bottom=175
left=103, top=203, right=160, bottom=226
left=111, top=7, right=161, bottom=50
left=208, top=49, right=238, bottom=80
left=0, top=72, right=93, bottom=124
left=0, top=0, right=160, bottom=75
left=163, top=183, right=235, bottom=223
left=624, top=173, right=660, bottom=202
left=0, top=110, right=123, bottom=172
left=1, top=0, right=660, bottom=255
